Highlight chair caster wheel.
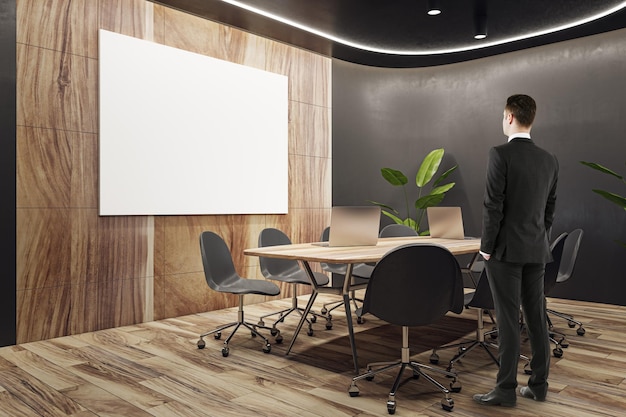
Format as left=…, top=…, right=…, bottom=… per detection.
left=568, top=322, right=576, bottom=328
left=263, top=343, right=271, bottom=354
left=577, top=327, right=585, bottom=336
left=441, top=397, right=454, bottom=411
left=258, top=320, right=265, bottom=327
left=553, top=347, right=563, bottom=358
left=310, top=316, right=317, bottom=323
left=429, top=352, right=439, bottom=364
left=307, top=328, right=314, bottom=336
left=321, top=307, right=328, bottom=315
left=222, top=347, right=229, bottom=357
left=275, top=334, right=283, bottom=344
left=197, top=339, right=205, bottom=349
left=270, top=328, right=279, bottom=336
left=348, top=384, right=360, bottom=397
left=450, top=380, right=462, bottom=393
left=214, top=332, right=221, bottom=340
left=387, top=400, right=396, bottom=414
left=251, top=331, right=257, bottom=337
left=560, top=339, right=569, bottom=348
left=325, top=321, right=333, bottom=330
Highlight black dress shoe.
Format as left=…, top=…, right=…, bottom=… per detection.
left=473, top=390, right=516, bottom=407
left=519, top=386, right=547, bottom=401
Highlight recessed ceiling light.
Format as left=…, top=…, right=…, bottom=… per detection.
left=428, top=0, right=442, bottom=16
left=218, top=1, right=626, bottom=56
left=474, top=14, right=488, bottom=40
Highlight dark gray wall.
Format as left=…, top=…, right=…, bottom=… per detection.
left=0, top=0, right=16, bottom=346
left=333, top=28, right=626, bottom=306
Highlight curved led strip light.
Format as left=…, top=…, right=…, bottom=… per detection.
left=219, top=0, right=626, bottom=55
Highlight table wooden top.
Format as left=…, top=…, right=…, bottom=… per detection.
left=244, top=236, right=481, bottom=264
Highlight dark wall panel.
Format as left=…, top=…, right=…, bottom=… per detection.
left=333, top=28, right=626, bottom=306
left=0, top=0, right=17, bottom=346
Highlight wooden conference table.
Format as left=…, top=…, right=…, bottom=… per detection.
left=244, top=236, right=481, bottom=373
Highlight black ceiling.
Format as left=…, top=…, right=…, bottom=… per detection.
left=153, top=0, right=626, bottom=67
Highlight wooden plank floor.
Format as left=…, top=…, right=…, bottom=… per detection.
left=1, top=293, right=625, bottom=416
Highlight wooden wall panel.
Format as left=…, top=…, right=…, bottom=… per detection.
left=17, top=0, right=98, bottom=58
left=16, top=43, right=98, bottom=133
left=15, top=0, right=332, bottom=342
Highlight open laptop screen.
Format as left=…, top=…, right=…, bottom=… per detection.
left=317, top=206, right=381, bottom=247
left=427, top=207, right=465, bottom=239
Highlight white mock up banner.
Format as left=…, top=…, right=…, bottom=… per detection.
left=99, top=29, right=288, bottom=215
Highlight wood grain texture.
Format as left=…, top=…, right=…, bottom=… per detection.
left=17, top=43, right=98, bottom=133
left=290, top=101, right=332, bottom=158
left=0, top=297, right=624, bottom=416
left=16, top=0, right=332, bottom=343
left=17, top=0, right=98, bottom=58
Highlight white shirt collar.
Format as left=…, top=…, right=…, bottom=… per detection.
left=507, top=132, right=531, bottom=142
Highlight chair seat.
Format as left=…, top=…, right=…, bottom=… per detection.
left=216, top=278, right=280, bottom=296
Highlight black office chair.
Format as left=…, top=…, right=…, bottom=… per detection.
left=196, top=231, right=281, bottom=357
left=348, top=244, right=465, bottom=414
left=546, top=229, right=585, bottom=339
left=378, top=223, right=419, bottom=237
left=319, top=224, right=419, bottom=323
left=429, top=269, right=531, bottom=374
left=257, top=228, right=329, bottom=340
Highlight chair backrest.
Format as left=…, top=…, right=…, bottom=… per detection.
left=362, top=244, right=464, bottom=327
left=557, top=228, right=584, bottom=283
left=258, top=228, right=302, bottom=278
left=199, top=231, right=240, bottom=292
left=379, top=223, right=419, bottom=237
left=544, top=232, right=568, bottom=294
left=466, top=269, right=495, bottom=310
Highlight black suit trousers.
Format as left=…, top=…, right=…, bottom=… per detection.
left=485, top=258, right=551, bottom=395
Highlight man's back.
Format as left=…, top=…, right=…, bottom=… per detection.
left=482, top=138, right=558, bottom=263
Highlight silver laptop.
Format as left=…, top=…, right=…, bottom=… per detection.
left=316, top=206, right=381, bottom=247
left=427, top=206, right=465, bottom=239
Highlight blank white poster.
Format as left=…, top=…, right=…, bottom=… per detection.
left=98, top=29, right=288, bottom=216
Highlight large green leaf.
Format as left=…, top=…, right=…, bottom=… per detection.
left=592, top=189, right=626, bottom=209
left=580, top=161, right=624, bottom=180
left=416, top=149, right=444, bottom=187
left=367, top=200, right=399, bottom=214
left=415, top=193, right=445, bottom=209
left=381, top=168, right=408, bottom=186
left=381, top=210, right=404, bottom=224
left=429, top=183, right=455, bottom=195
left=402, top=218, right=418, bottom=230
left=434, top=165, right=458, bottom=186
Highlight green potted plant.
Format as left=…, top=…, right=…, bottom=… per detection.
left=580, top=161, right=626, bottom=247
left=369, top=148, right=457, bottom=235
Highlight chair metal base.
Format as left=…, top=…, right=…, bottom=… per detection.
left=431, top=308, right=532, bottom=374
left=321, top=290, right=365, bottom=328
left=348, top=327, right=460, bottom=413
left=546, top=307, right=587, bottom=353
left=548, top=308, right=586, bottom=338
left=258, top=291, right=325, bottom=341
left=197, top=295, right=275, bottom=357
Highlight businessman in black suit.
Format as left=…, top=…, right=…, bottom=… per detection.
left=474, top=94, right=558, bottom=407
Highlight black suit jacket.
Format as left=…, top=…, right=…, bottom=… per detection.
left=481, top=138, right=558, bottom=264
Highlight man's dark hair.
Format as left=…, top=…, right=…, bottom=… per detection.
left=505, top=94, right=536, bottom=127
